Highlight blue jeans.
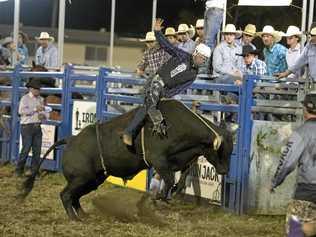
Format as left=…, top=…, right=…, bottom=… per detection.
left=204, top=7, right=224, bottom=51
left=16, top=123, right=42, bottom=175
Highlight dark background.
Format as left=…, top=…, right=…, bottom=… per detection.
left=0, top=0, right=312, bottom=37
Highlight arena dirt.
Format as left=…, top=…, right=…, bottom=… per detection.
left=0, top=165, right=284, bottom=237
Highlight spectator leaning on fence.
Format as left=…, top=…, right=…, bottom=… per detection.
left=136, top=31, right=169, bottom=77
left=15, top=80, right=50, bottom=177
left=278, top=24, right=316, bottom=85
left=270, top=91, right=316, bottom=236
left=176, top=23, right=196, bottom=54
left=236, top=45, right=266, bottom=78
left=212, top=24, right=243, bottom=84
left=35, top=32, right=58, bottom=68
left=283, top=25, right=303, bottom=80
left=258, top=25, right=287, bottom=76
left=237, top=24, right=257, bottom=49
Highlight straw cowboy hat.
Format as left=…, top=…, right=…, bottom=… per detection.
left=257, top=25, right=282, bottom=43
left=165, top=27, right=176, bottom=36
left=1, top=37, right=13, bottom=46
left=177, top=23, right=195, bottom=38
left=222, top=24, right=239, bottom=34
left=283, top=25, right=302, bottom=37
left=195, top=19, right=204, bottom=28
left=140, top=31, right=156, bottom=42
left=243, top=24, right=256, bottom=36
left=311, top=27, right=316, bottom=36
left=35, top=32, right=54, bottom=41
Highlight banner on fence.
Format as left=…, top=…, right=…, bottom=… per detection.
left=175, top=156, right=222, bottom=203
left=19, top=125, right=56, bottom=160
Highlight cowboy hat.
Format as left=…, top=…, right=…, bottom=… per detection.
left=257, top=25, right=282, bottom=43
left=35, top=32, right=54, bottom=41
left=165, top=27, right=176, bottom=36
left=283, top=25, right=302, bottom=37
left=1, top=37, right=13, bottom=46
left=195, top=19, right=204, bottom=28
left=243, top=24, right=256, bottom=36
left=177, top=24, right=195, bottom=38
left=236, top=45, right=260, bottom=57
left=310, top=26, right=316, bottom=36
left=222, top=24, right=239, bottom=34
left=139, top=32, right=156, bottom=42
left=26, top=80, right=41, bottom=90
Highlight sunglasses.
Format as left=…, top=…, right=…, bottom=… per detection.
left=196, top=27, right=204, bottom=30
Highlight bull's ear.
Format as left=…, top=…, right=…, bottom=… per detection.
left=32, top=61, right=36, bottom=68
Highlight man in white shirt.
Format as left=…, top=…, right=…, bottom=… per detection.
left=284, top=26, right=303, bottom=79
left=15, top=80, right=49, bottom=177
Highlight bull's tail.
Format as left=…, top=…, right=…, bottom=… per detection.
left=19, top=137, right=71, bottom=199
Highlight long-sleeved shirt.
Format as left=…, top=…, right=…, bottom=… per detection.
left=35, top=44, right=58, bottom=68
left=271, top=118, right=316, bottom=202
left=286, top=43, right=302, bottom=79
left=289, top=42, right=316, bottom=82
left=242, top=58, right=267, bottom=76
left=137, top=46, right=169, bottom=76
left=263, top=43, right=288, bottom=76
left=212, top=41, right=243, bottom=77
left=154, top=30, right=197, bottom=96
left=19, top=92, right=48, bottom=124
left=177, top=39, right=196, bottom=55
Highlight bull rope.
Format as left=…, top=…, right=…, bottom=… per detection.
left=141, top=127, right=150, bottom=167
left=96, top=122, right=107, bottom=175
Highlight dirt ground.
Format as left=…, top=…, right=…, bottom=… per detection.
left=0, top=165, right=285, bottom=237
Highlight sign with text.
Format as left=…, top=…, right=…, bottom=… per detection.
left=72, top=101, right=97, bottom=135
left=176, top=156, right=222, bottom=204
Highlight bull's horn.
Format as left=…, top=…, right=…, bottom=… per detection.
left=213, top=135, right=222, bottom=151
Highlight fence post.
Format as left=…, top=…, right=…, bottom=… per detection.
left=238, top=75, right=255, bottom=214
left=10, top=64, right=22, bottom=163
left=96, top=67, right=108, bottom=122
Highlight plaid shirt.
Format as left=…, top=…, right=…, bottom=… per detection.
left=263, top=43, right=288, bottom=76
left=242, top=58, right=267, bottom=76
left=137, top=46, right=169, bottom=76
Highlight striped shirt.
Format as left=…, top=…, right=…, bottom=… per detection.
left=263, top=43, right=288, bottom=76
left=137, top=46, right=169, bottom=76
left=242, top=58, right=267, bottom=76
left=19, top=92, right=48, bottom=124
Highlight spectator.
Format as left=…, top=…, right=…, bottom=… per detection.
left=1, top=37, right=15, bottom=65
left=195, top=19, right=205, bottom=44
left=237, top=45, right=266, bottom=78
left=277, top=24, right=316, bottom=85
left=212, top=24, right=243, bottom=84
left=271, top=91, right=316, bottom=235
left=204, top=0, right=225, bottom=51
left=137, top=31, right=169, bottom=77
left=0, top=43, right=10, bottom=66
left=164, top=27, right=178, bottom=46
left=283, top=26, right=303, bottom=80
left=35, top=32, right=58, bottom=68
left=237, top=24, right=257, bottom=49
left=258, top=25, right=287, bottom=76
left=176, top=23, right=196, bottom=54
left=15, top=80, right=50, bottom=177
left=17, top=32, right=29, bottom=65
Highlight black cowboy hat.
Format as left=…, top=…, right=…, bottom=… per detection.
left=302, top=92, right=316, bottom=114
left=236, top=45, right=260, bottom=57
left=26, top=80, right=41, bottom=90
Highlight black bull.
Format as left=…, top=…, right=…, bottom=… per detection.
left=21, top=99, right=233, bottom=220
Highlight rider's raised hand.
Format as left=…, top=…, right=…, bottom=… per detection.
left=154, top=18, right=164, bottom=31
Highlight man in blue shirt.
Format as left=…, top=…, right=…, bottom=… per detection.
left=258, top=25, right=287, bottom=76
